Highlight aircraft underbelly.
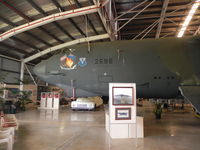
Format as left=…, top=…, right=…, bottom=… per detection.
left=179, top=86, right=200, bottom=113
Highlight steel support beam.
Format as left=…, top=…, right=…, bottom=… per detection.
left=111, top=0, right=119, bottom=39
left=155, top=0, right=169, bottom=39
left=0, top=42, right=29, bottom=55
left=118, top=13, right=200, bottom=21
left=51, top=0, right=86, bottom=37
left=0, top=16, right=52, bottom=47
left=194, top=25, right=200, bottom=35
left=114, top=0, right=148, bottom=39
left=0, top=29, right=41, bottom=52
left=115, top=0, right=148, bottom=20
left=117, top=1, right=193, bottom=15
left=20, top=61, right=25, bottom=91
left=1, top=0, right=63, bottom=43
left=88, top=0, right=107, bottom=33
left=24, top=34, right=109, bottom=63
left=11, top=37, right=41, bottom=52
left=39, top=28, right=64, bottom=43
left=0, top=54, right=35, bottom=66
left=132, top=19, right=160, bottom=40
left=3, top=84, right=6, bottom=98
left=0, top=52, right=20, bottom=60
left=161, top=31, right=176, bottom=38
left=25, top=64, right=37, bottom=85
left=27, top=0, right=74, bottom=40
left=0, top=0, right=30, bottom=21
left=9, top=35, right=52, bottom=61
left=0, top=17, right=52, bottom=47
left=141, top=20, right=159, bottom=40
left=74, top=0, right=99, bottom=35
left=93, top=0, right=114, bottom=40
left=25, top=32, right=53, bottom=47
left=0, top=16, right=16, bottom=26
left=117, top=0, right=156, bottom=32
left=0, top=4, right=99, bottom=42
left=0, top=29, right=52, bottom=59
left=0, top=54, right=20, bottom=62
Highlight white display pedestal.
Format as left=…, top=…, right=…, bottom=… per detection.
left=47, top=92, right=53, bottom=109
left=106, top=111, right=143, bottom=138
left=53, top=93, right=60, bottom=109
left=106, top=83, right=144, bottom=139
left=40, top=92, right=47, bottom=109
left=39, top=92, right=60, bottom=110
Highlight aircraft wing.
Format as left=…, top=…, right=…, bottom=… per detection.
left=179, top=86, right=200, bottom=113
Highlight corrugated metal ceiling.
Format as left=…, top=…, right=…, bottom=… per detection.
left=0, top=0, right=199, bottom=64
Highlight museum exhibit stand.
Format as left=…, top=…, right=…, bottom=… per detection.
left=39, top=92, right=60, bottom=110
left=105, top=83, right=144, bottom=139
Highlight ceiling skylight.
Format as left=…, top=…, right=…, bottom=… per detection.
left=177, top=0, right=200, bottom=38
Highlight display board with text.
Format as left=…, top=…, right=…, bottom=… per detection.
left=106, top=83, right=143, bottom=139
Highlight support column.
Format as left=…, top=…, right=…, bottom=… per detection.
left=155, top=0, right=169, bottom=39
left=3, top=83, right=6, bottom=99
left=25, top=64, right=37, bottom=85
left=109, top=0, right=112, bottom=19
left=20, top=61, right=25, bottom=91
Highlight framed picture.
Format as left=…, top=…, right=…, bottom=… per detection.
left=115, top=108, right=131, bottom=120
left=112, top=87, right=134, bottom=105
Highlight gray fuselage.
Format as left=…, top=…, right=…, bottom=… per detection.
left=34, top=36, right=200, bottom=98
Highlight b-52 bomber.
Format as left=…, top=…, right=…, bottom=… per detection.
left=34, top=36, right=200, bottom=112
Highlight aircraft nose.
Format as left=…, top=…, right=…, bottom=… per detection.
left=33, top=62, right=46, bottom=75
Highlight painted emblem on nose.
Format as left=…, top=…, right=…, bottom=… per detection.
left=60, top=54, right=77, bottom=70
left=78, top=57, right=87, bottom=67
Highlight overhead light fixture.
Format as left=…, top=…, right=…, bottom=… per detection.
left=177, top=0, right=200, bottom=38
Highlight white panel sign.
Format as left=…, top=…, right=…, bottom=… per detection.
left=109, top=83, right=136, bottom=124
left=40, top=92, right=47, bottom=108
left=47, top=92, right=53, bottom=109
left=106, top=83, right=144, bottom=139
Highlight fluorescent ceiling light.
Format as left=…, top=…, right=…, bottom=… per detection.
left=177, top=0, right=200, bottom=38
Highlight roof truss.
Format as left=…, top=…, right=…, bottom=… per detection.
left=155, top=0, right=169, bottom=39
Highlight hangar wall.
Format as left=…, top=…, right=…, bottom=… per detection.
left=0, top=56, right=35, bottom=84
left=0, top=56, right=38, bottom=102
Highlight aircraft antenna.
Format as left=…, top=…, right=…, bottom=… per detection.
left=85, top=15, right=91, bottom=53
left=69, top=48, right=75, bottom=53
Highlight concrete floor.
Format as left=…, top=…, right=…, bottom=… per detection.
left=1, top=101, right=200, bottom=150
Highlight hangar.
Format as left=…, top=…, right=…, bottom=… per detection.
left=0, top=0, right=200, bottom=149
